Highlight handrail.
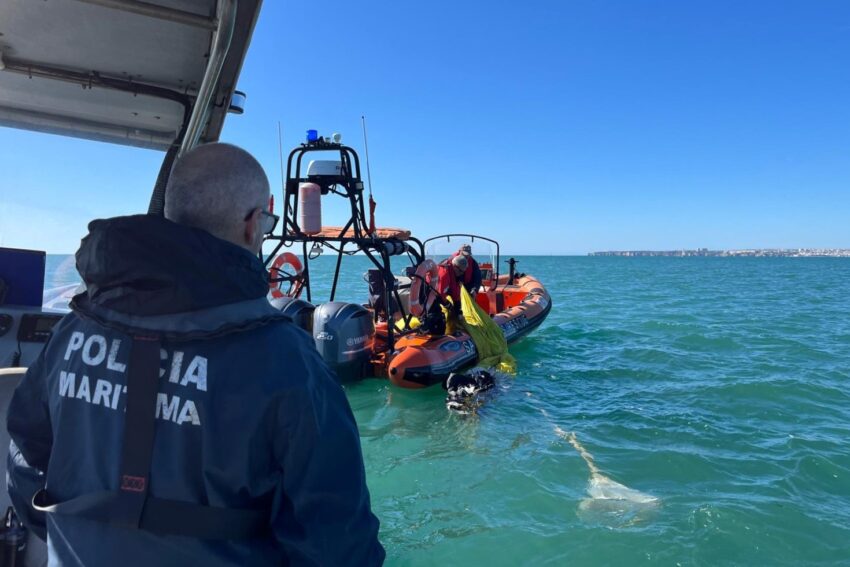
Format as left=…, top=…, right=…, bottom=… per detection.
left=73, top=0, right=218, bottom=30
left=421, top=233, right=501, bottom=287
left=178, top=0, right=237, bottom=156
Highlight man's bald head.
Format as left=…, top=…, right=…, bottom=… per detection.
left=164, top=143, right=270, bottom=250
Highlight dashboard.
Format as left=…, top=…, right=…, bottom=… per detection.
left=0, top=307, right=65, bottom=368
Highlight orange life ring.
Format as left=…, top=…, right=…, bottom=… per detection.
left=269, top=252, right=304, bottom=299
left=409, top=259, right=439, bottom=317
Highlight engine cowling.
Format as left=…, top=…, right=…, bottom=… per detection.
left=270, top=296, right=315, bottom=333
left=312, top=302, right=375, bottom=382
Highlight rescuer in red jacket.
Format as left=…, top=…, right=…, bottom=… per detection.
left=437, top=255, right=468, bottom=317
left=451, top=243, right=483, bottom=296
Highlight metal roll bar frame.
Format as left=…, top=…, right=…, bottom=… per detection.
left=262, top=137, right=426, bottom=354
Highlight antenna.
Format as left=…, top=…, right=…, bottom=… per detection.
left=361, top=115, right=373, bottom=199
left=277, top=121, right=285, bottom=195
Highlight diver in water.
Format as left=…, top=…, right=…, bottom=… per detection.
left=6, top=143, right=385, bottom=566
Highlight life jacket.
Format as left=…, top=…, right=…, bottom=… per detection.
left=437, top=260, right=462, bottom=304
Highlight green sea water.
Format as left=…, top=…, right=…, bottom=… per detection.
left=45, top=255, right=850, bottom=565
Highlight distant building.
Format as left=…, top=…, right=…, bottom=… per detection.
left=588, top=248, right=850, bottom=258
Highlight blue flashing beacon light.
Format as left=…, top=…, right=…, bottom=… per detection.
left=306, top=129, right=319, bottom=142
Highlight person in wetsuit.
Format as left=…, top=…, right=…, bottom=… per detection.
left=6, top=143, right=385, bottom=566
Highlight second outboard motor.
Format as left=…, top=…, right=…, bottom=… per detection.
left=313, top=302, right=375, bottom=382
left=270, top=296, right=316, bottom=333
left=365, top=269, right=398, bottom=319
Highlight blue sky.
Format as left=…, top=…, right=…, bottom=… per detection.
left=1, top=0, right=849, bottom=254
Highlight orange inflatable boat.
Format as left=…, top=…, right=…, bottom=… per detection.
left=264, top=134, right=551, bottom=389
left=384, top=271, right=551, bottom=388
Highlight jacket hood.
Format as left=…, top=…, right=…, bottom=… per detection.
left=74, top=215, right=269, bottom=317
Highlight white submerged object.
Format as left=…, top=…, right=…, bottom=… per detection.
left=556, top=427, right=659, bottom=526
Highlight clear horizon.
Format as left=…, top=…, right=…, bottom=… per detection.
left=40, top=248, right=850, bottom=259
left=2, top=1, right=849, bottom=255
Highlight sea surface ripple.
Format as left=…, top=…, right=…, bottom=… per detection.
left=46, top=255, right=850, bottom=565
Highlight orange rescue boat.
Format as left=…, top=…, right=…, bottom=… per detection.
left=384, top=267, right=551, bottom=388
left=264, top=134, right=551, bottom=389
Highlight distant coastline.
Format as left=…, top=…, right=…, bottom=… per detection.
left=589, top=248, right=850, bottom=257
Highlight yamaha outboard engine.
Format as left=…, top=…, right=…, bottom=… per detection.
left=270, top=296, right=316, bottom=333
left=313, top=302, right=375, bottom=382
left=365, top=269, right=393, bottom=319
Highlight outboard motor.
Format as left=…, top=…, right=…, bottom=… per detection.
left=366, top=269, right=406, bottom=320
left=394, top=275, right=412, bottom=315
left=313, top=302, right=375, bottom=382
left=365, top=269, right=393, bottom=319
left=366, top=270, right=411, bottom=319
left=269, top=296, right=315, bottom=333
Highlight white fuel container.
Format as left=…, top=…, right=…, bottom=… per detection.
left=299, top=182, right=322, bottom=235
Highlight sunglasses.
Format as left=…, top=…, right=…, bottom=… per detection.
left=245, top=207, right=280, bottom=235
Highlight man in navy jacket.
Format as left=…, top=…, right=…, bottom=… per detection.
left=6, top=143, right=385, bottom=566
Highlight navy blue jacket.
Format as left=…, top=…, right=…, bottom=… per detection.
left=6, top=215, right=385, bottom=566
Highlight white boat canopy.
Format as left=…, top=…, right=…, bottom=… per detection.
left=0, top=0, right=261, bottom=151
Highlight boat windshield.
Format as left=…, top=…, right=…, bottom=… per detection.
left=423, top=234, right=500, bottom=282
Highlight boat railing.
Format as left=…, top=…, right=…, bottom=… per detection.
left=422, top=233, right=501, bottom=290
